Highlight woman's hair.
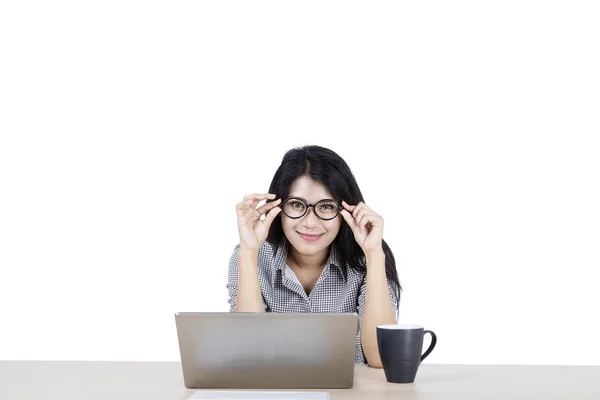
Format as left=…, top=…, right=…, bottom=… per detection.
left=266, top=145, right=402, bottom=306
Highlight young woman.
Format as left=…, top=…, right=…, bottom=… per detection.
left=228, top=145, right=401, bottom=368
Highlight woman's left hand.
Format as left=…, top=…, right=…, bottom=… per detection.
left=340, top=201, right=384, bottom=254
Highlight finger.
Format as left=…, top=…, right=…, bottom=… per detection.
left=352, top=202, right=365, bottom=220
left=262, top=205, right=282, bottom=227
left=237, top=198, right=259, bottom=210
left=240, top=207, right=261, bottom=224
left=355, top=208, right=376, bottom=228
left=356, top=212, right=366, bottom=233
left=236, top=201, right=258, bottom=218
left=239, top=212, right=252, bottom=225
left=358, top=202, right=373, bottom=213
left=237, top=195, right=277, bottom=216
left=236, top=201, right=251, bottom=218
left=340, top=209, right=359, bottom=233
left=342, top=201, right=356, bottom=212
left=243, top=193, right=277, bottom=202
left=358, top=213, right=378, bottom=233
left=355, top=210, right=368, bottom=231
left=256, top=198, right=282, bottom=215
left=249, top=195, right=277, bottom=210
left=236, top=200, right=251, bottom=210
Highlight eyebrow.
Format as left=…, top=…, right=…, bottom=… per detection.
left=288, top=195, right=307, bottom=201
left=288, top=196, right=335, bottom=203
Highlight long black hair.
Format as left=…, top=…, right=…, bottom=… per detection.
left=266, top=145, right=402, bottom=307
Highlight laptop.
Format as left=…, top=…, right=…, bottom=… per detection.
left=175, top=312, right=359, bottom=389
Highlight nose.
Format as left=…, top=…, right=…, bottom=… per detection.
left=301, top=206, right=320, bottom=227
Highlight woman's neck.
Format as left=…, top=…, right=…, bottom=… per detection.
left=288, top=246, right=329, bottom=270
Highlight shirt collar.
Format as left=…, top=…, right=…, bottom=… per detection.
left=271, top=237, right=345, bottom=286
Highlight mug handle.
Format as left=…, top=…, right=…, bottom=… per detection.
left=420, top=330, right=437, bottom=362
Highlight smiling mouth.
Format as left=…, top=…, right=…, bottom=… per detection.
left=297, top=232, right=324, bottom=242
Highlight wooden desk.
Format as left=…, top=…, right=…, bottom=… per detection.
left=1, top=361, right=599, bottom=399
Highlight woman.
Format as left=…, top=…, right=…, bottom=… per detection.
left=228, top=145, right=401, bottom=368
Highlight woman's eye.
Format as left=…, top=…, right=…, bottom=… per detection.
left=290, top=201, right=304, bottom=209
left=320, top=204, right=334, bottom=210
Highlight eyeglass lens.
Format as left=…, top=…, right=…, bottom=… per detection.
left=282, top=198, right=339, bottom=220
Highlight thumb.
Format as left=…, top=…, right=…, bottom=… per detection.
left=340, top=209, right=359, bottom=235
left=263, top=205, right=282, bottom=229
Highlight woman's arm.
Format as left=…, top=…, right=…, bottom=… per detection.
left=360, top=250, right=397, bottom=368
left=231, top=193, right=281, bottom=312
left=234, top=247, right=265, bottom=312
left=339, top=201, right=398, bottom=367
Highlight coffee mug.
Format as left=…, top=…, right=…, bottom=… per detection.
left=376, top=324, right=437, bottom=383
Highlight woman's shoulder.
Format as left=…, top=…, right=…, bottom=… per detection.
left=230, top=240, right=280, bottom=256
left=229, top=240, right=285, bottom=271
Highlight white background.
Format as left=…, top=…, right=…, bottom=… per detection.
left=1, top=1, right=599, bottom=365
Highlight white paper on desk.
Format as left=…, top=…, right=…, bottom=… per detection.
left=188, top=391, right=330, bottom=399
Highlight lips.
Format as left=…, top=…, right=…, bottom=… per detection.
left=298, top=232, right=323, bottom=242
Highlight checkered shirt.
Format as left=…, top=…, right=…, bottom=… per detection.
left=226, top=237, right=399, bottom=365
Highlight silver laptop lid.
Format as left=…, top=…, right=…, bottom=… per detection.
left=175, top=312, right=359, bottom=389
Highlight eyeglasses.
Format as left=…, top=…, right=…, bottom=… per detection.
left=279, top=198, right=342, bottom=220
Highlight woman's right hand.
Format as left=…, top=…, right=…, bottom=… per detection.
left=236, top=193, right=282, bottom=251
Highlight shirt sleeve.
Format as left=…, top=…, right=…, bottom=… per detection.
left=355, top=276, right=399, bottom=365
left=226, top=244, right=268, bottom=312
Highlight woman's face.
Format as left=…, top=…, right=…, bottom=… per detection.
left=281, top=176, right=342, bottom=256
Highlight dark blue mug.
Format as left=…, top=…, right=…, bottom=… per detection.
left=376, top=324, right=437, bottom=383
